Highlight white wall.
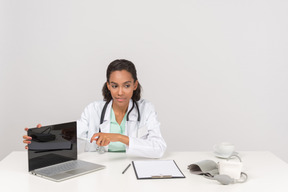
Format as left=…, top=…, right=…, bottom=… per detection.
left=1, top=0, right=288, bottom=162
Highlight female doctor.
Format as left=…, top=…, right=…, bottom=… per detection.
left=23, top=59, right=166, bottom=158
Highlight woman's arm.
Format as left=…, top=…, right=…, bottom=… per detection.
left=90, top=132, right=129, bottom=146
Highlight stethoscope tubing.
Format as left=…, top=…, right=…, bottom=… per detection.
left=100, top=100, right=140, bottom=129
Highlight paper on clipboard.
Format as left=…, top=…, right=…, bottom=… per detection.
left=132, top=160, right=185, bottom=179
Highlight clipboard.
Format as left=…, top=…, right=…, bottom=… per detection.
left=132, top=160, right=185, bottom=179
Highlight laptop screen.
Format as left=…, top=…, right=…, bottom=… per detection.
left=28, top=122, right=77, bottom=171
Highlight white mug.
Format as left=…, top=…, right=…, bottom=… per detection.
left=213, top=142, right=235, bottom=158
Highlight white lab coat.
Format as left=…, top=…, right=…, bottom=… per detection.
left=77, top=99, right=167, bottom=158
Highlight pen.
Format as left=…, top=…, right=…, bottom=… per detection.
left=122, top=163, right=131, bottom=174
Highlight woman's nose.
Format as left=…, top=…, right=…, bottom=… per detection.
left=118, top=87, right=123, bottom=95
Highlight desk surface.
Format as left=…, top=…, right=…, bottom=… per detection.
left=1, top=151, right=288, bottom=192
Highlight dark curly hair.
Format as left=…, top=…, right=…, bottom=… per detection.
left=102, top=59, right=142, bottom=102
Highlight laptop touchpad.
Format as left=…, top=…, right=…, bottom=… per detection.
left=66, top=168, right=88, bottom=175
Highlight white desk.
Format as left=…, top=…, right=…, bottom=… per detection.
left=1, top=151, right=288, bottom=192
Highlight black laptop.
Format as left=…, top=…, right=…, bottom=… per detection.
left=28, top=122, right=105, bottom=182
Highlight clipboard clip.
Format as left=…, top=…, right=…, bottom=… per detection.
left=151, top=175, right=172, bottom=178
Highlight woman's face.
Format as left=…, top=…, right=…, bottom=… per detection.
left=107, top=70, right=138, bottom=109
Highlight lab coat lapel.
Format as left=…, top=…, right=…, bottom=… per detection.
left=127, top=100, right=138, bottom=121
left=99, top=121, right=110, bottom=133
left=99, top=100, right=112, bottom=133
left=125, top=100, right=139, bottom=136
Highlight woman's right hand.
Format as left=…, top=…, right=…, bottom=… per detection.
left=23, top=124, right=42, bottom=149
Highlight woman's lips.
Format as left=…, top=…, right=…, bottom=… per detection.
left=116, top=98, right=125, bottom=102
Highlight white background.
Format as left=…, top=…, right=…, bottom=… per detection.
left=1, top=0, right=287, bottom=162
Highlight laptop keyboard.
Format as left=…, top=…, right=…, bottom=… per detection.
left=35, top=160, right=86, bottom=176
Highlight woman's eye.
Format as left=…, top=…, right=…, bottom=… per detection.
left=111, top=85, right=118, bottom=88
left=125, top=84, right=131, bottom=88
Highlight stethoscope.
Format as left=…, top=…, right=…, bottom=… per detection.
left=100, top=100, right=141, bottom=124
left=96, top=100, right=141, bottom=154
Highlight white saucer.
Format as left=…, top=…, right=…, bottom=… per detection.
left=214, top=151, right=238, bottom=159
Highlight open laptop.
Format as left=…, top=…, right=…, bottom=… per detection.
left=28, top=121, right=105, bottom=182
